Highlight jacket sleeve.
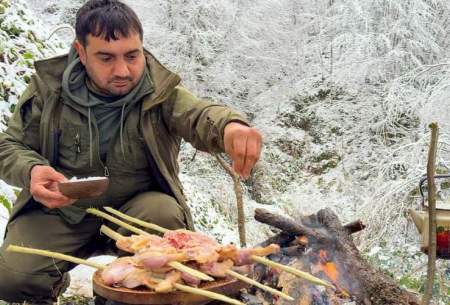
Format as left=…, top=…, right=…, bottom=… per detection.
left=162, top=86, right=250, bottom=153
left=0, top=79, right=50, bottom=189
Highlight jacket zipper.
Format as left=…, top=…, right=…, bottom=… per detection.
left=75, top=133, right=81, bottom=153
left=89, top=116, right=110, bottom=178
left=104, top=165, right=110, bottom=177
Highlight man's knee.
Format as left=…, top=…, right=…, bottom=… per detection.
left=0, top=257, right=69, bottom=304
left=120, top=191, right=187, bottom=232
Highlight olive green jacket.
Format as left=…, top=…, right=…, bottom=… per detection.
left=0, top=50, right=248, bottom=230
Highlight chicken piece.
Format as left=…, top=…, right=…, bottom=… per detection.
left=234, top=244, right=280, bottom=265
left=135, top=249, right=188, bottom=269
left=102, top=257, right=170, bottom=290
left=217, top=244, right=238, bottom=261
left=164, top=230, right=221, bottom=263
left=199, top=259, right=234, bottom=278
left=181, top=271, right=202, bottom=287
left=218, top=243, right=280, bottom=265
left=154, top=270, right=182, bottom=293
left=116, top=234, right=168, bottom=253
left=122, top=269, right=159, bottom=289
left=165, top=230, right=220, bottom=249
left=180, top=263, right=202, bottom=286
left=101, top=257, right=138, bottom=286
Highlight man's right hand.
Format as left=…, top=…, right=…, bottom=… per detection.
left=30, top=165, right=76, bottom=209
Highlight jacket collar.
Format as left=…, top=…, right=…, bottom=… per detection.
left=34, top=48, right=181, bottom=109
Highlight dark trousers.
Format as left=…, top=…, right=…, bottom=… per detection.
left=0, top=191, right=186, bottom=304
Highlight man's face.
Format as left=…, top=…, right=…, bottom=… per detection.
left=74, top=33, right=146, bottom=96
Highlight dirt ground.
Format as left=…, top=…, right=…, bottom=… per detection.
left=0, top=296, right=94, bottom=305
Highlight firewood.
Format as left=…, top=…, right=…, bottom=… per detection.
left=257, top=208, right=420, bottom=305
left=254, top=208, right=329, bottom=240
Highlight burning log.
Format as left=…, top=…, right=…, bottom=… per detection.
left=253, top=208, right=420, bottom=305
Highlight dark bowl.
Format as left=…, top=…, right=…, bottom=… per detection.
left=58, top=177, right=109, bottom=199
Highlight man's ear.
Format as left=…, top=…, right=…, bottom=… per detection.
left=73, top=40, right=87, bottom=65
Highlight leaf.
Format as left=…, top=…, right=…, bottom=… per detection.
left=0, top=194, right=12, bottom=215
left=23, top=52, right=34, bottom=60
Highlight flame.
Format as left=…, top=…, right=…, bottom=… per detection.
left=311, top=250, right=351, bottom=299
left=296, top=235, right=309, bottom=246
left=318, top=250, right=338, bottom=283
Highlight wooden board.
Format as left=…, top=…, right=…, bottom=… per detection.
left=93, top=270, right=250, bottom=305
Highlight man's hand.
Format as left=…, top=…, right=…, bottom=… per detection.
left=224, top=122, right=262, bottom=179
left=30, top=165, right=76, bottom=209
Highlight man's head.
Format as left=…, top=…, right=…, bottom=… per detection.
left=74, top=0, right=146, bottom=96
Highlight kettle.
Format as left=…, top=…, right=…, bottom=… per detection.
left=409, top=175, right=450, bottom=259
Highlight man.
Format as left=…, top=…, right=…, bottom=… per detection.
left=0, top=0, right=262, bottom=303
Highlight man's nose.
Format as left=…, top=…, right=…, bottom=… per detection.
left=113, top=59, right=130, bottom=77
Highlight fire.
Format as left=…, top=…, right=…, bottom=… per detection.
left=318, top=250, right=338, bottom=283
left=310, top=250, right=351, bottom=299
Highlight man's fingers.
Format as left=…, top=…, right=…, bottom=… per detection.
left=241, top=136, right=261, bottom=178
left=33, top=185, right=72, bottom=206
left=231, top=135, right=247, bottom=176
left=47, top=168, right=69, bottom=182
left=224, top=123, right=263, bottom=178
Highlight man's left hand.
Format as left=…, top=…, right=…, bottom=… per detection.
left=224, top=122, right=262, bottom=179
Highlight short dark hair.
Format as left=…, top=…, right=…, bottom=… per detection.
left=75, top=0, right=143, bottom=46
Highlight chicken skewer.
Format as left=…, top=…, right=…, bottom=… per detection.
left=85, top=208, right=213, bottom=282
left=100, top=225, right=294, bottom=301
left=87, top=208, right=280, bottom=267
left=6, top=245, right=245, bottom=305
left=95, top=207, right=334, bottom=289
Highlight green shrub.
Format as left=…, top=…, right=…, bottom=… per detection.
left=0, top=194, right=12, bottom=215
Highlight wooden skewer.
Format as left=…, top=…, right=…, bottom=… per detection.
left=102, top=225, right=294, bottom=301
left=6, top=245, right=245, bottom=305
left=104, top=207, right=168, bottom=233
left=250, top=255, right=334, bottom=289
left=87, top=208, right=150, bottom=236
left=100, top=225, right=214, bottom=282
left=103, top=206, right=334, bottom=290
left=226, top=269, right=294, bottom=301
left=7, top=245, right=105, bottom=269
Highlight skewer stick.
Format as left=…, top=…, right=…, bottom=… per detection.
left=7, top=245, right=244, bottom=305
left=100, top=225, right=214, bottom=282
left=102, top=225, right=294, bottom=301
left=226, top=269, right=294, bottom=301
left=87, top=208, right=150, bottom=236
left=104, top=207, right=334, bottom=289
left=172, top=283, right=244, bottom=305
left=104, top=207, right=168, bottom=233
left=7, top=245, right=105, bottom=269
left=250, top=255, right=334, bottom=289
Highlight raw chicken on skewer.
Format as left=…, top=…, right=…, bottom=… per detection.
left=6, top=245, right=245, bottom=305
left=100, top=225, right=294, bottom=301
left=83, top=208, right=214, bottom=282
left=100, top=256, right=183, bottom=292
left=90, top=207, right=334, bottom=289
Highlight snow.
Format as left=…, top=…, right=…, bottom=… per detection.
left=68, top=176, right=108, bottom=182
left=1, top=0, right=450, bottom=302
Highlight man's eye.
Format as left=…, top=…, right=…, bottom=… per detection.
left=100, top=56, right=112, bottom=62
left=127, top=55, right=137, bottom=61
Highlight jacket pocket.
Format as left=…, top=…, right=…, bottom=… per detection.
left=58, top=124, right=90, bottom=170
